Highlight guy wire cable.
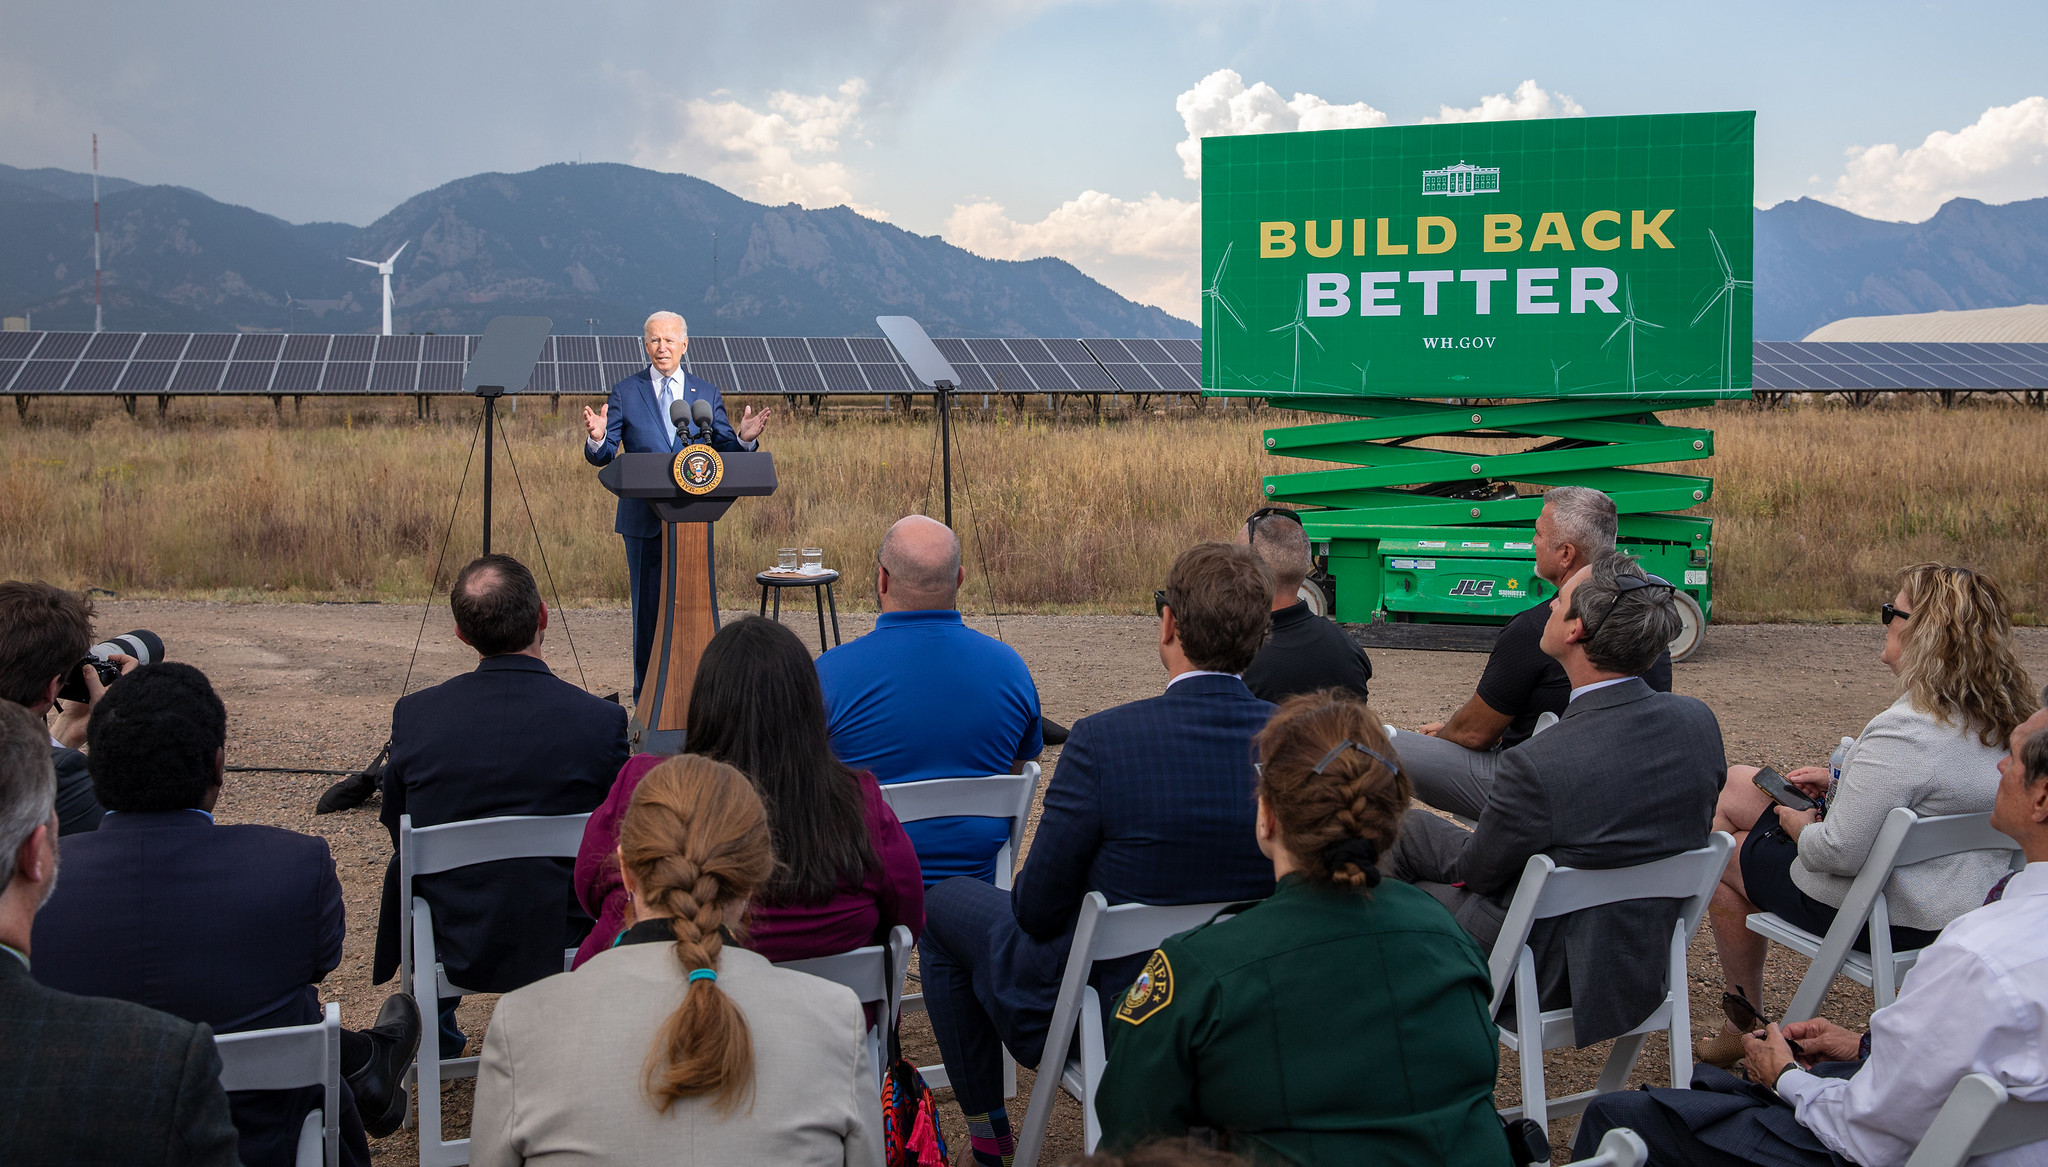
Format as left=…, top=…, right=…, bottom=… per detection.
left=398, top=407, right=484, bottom=701
left=497, top=409, right=589, bottom=692
left=949, top=402, right=1004, bottom=645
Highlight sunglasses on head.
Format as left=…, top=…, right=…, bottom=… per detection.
left=1154, top=588, right=1173, bottom=619
left=1245, top=506, right=1304, bottom=536
left=1583, top=573, right=1676, bottom=638
left=1881, top=602, right=1911, bottom=625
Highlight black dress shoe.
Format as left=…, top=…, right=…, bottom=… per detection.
left=315, top=772, right=378, bottom=815
left=1041, top=716, right=1070, bottom=746
left=346, top=993, right=422, bottom=1138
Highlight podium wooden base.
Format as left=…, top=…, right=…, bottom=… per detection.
left=635, top=521, right=718, bottom=752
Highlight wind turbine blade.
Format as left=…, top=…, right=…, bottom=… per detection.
left=1217, top=292, right=1246, bottom=330
left=346, top=257, right=377, bottom=267
left=1710, top=230, right=1731, bottom=279
left=387, top=241, right=408, bottom=264
left=1210, top=241, right=1233, bottom=285
left=1301, top=321, right=1323, bottom=350
left=1604, top=319, right=1630, bottom=348
left=1691, top=286, right=1728, bottom=326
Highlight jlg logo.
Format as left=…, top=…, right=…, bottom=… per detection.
left=1448, top=579, right=1496, bottom=597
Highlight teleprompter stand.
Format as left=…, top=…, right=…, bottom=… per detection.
left=598, top=450, right=777, bottom=752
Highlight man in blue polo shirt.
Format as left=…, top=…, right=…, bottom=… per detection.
left=816, top=515, right=1042, bottom=885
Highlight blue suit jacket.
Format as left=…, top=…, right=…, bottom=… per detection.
left=585, top=365, right=749, bottom=539
left=30, top=810, right=352, bottom=1167
left=994, top=673, right=1278, bottom=1060
left=372, top=654, right=630, bottom=992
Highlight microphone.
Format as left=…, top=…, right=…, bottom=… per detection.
left=668, top=397, right=691, bottom=438
left=690, top=398, right=715, bottom=442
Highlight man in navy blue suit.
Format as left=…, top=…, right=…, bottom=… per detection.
left=370, top=553, right=629, bottom=1058
left=583, top=310, right=771, bottom=701
left=31, top=662, right=422, bottom=1166
left=919, top=543, right=1280, bottom=1167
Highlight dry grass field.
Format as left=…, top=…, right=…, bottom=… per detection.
left=2, top=394, right=2042, bottom=623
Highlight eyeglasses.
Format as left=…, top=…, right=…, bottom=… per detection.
left=1154, top=588, right=1173, bottom=618
left=1881, top=602, right=1911, bottom=625
left=1583, top=573, right=1676, bottom=639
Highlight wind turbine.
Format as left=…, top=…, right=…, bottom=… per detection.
left=1549, top=358, right=1572, bottom=392
left=1200, top=242, right=1246, bottom=388
left=1690, top=228, right=1752, bottom=392
left=346, top=241, right=408, bottom=336
left=1351, top=360, right=1371, bottom=392
left=1267, top=288, right=1322, bottom=394
left=1602, top=277, right=1662, bottom=393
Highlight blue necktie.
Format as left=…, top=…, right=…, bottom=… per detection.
left=658, top=375, right=677, bottom=450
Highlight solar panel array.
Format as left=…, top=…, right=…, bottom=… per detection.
left=0, top=332, right=1209, bottom=399
left=6, top=333, right=2044, bottom=398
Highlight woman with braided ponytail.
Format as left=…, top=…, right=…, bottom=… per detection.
left=471, top=756, right=883, bottom=1166
left=1094, top=691, right=1507, bottom=1166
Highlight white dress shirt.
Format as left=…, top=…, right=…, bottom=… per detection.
left=1165, top=669, right=1236, bottom=690
left=1567, top=675, right=1635, bottom=703
left=1776, top=861, right=2048, bottom=1166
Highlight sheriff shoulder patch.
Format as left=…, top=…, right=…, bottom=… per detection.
left=1115, top=949, right=1174, bottom=1026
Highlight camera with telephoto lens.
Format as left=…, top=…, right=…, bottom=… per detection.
left=56, top=630, right=164, bottom=703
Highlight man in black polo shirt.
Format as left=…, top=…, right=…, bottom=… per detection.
left=1396, top=486, right=1672, bottom=817
left=1236, top=508, right=1372, bottom=705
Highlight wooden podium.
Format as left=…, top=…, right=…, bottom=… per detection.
left=599, top=448, right=777, bottom=752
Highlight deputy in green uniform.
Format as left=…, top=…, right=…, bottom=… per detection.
left=1095, top=691, right=1508, bottom=1165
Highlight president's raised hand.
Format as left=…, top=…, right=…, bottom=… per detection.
left=737, top=404, right=771, bottom=444
left=583, top=402, right=608, bottom=443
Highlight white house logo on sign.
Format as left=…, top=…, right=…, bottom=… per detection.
left=1422, top=162, right=1501, bottom=197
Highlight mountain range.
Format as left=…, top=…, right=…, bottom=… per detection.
left=4, top=160, right=2046, bottom=341
left=0, top=162, right=1195, bottom=338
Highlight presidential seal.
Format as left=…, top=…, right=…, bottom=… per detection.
left=672, top=444, right=724, bottom=496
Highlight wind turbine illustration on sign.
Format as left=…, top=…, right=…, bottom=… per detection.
left=1268, top=288, right=1323, bottom=394
left=346, top=241, right=408, bottom=336
left=1201, top=242, right=1246, bottom=387
left=1603, top=277, right=1662, bottom=392
left=1690, top=228, right=1752, bottom=392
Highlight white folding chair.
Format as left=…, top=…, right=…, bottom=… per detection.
left=877, top=762, right=1040, bottom=1095
left=1489, top=833, right=1734, bottom=1130
left=214, top=1001, right=342, bottom=1167
left=776, top=924, right=914, bottom=1092
left=398, top=812, right=592, bottom=1167
left=1012, top=892, right=1240, bottom=1167
left=1906, top=1073, right=2048, bottom=1167
left=1746, top=807, right=2022, bottom=1021
left=1559, top=1128, right=1648, bottom=1167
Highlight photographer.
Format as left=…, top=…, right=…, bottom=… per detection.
left=0, top=580, right=140, bottom=835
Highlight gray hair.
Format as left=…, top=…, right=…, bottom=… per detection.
left=643, top=311, right=688, bottom=339
left=878, top=516, right=962, bottom=605
left=1543, top=486, right=1618, bottom=556
left=0, top=701, right=55, bottom=896
left=2024, top=724, right=2048, bottom=786
left=1246, top=513, right=1312, bottom=591
left=1565, top=550, right=1679, bottom=675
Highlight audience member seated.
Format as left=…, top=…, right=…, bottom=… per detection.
left=815, top=514, right=1043, bottom=885
left=1095, top=690, right=1502, bottom=1165
left=1235, top=508, right=1372, bottom=705
left=0, top=579, right=141, bottom=836
left=1396, top=486, right=1673, bottom=819
left=575, top=615, right=923, bottom=971
left=1571, top=697, right=2048, bottom=1166
left=1384, top=550, right=1725, bottom=1047
left=473, top=755, right=882, bottom=1167
left=1701, top=562, right=2037, bottom=1066
left=921, top=542, right=1280, bottom=1167
left=371, top=553, right=630, bottom=1059
left=30, top=662, right=421, bottom=1165
left=0, top=700, right=242, bottom=1166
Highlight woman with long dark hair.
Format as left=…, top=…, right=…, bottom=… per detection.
left=574, top=616, right=924, bottom=967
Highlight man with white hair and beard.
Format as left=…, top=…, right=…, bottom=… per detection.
left=584, top=310, right=771, bottom=702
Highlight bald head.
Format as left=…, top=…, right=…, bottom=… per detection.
left=877, top=516, right=963, bottom=612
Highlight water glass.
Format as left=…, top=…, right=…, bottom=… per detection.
left=776, top=547, right=799, bottom=572
left=801, top=547, right=824, bottom=572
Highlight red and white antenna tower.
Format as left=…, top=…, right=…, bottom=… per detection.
left=92, top=133, right=103, bottom=333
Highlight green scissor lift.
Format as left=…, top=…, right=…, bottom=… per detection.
left=1208, top=391, right=1729, bottom=661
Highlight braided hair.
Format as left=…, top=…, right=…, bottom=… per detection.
left=618, top=755, right=776, bottom=1113
left=1253, top=690, right=1412, bottom=891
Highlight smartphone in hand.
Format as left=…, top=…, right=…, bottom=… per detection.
left=1754, top=766, right=1818, bottom=813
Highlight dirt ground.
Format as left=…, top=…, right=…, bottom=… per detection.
left=80, top=599, right=2048, bottom=1164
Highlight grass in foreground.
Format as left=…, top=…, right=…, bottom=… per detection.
left=2, top=395, right=2041, bottom=623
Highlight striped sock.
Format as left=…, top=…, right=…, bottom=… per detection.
left=962, top=1108, right=1015, bottom=1167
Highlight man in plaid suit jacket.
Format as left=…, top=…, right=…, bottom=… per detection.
left=0, top=701, right=240, bottom=1167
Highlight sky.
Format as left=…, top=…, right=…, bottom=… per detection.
left=6, top=0, right=2048, bottom=322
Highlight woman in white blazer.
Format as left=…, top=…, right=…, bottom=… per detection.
left=471, top=755, right=883, bottom=1167
left=1699, top=562, right=2036, bottom=1065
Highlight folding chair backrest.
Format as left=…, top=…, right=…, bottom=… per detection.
left=403, top=813, right=594, bottom=877
left=777, top=925, right=913, bottom=1015
left=1906, top=1073, right=2048, bottom=1167
left=1891, top=809, right=2018, bottom=869
left=877, top=764, right=1039, bottom=888
left=1085, top=898, right=1236, bottom=962
left=215, top=1002, right=341, bottom=1167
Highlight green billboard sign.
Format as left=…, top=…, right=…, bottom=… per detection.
left=1201, top=111, right=1754, bottom=400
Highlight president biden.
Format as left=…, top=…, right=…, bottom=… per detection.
left=583, top=310, right=769, bottom=701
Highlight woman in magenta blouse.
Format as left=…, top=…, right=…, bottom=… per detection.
left=574, top=616, right=924, bottom=969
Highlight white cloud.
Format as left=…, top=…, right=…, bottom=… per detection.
left=945, top=191, right=1202, bottom=318
left=1174, top=68, right=1387, bottom=182
left=1824, top=96, right=2048, bottom=222
left=633, top=78, right=887, bottom=218
left=1422, top=79, right=1585, bottom=124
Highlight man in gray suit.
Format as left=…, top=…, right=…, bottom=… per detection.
left=1386, top=550, right=1726, bottom=1045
